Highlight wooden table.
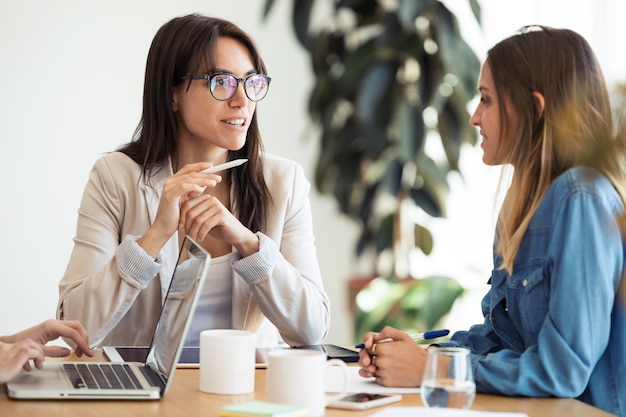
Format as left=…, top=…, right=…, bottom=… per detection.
left=0, top=352, right=615, bottom=417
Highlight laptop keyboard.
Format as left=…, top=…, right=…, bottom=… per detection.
left=63, top=363, right=143, bottom=390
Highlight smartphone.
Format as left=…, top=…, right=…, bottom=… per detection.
left=327, top=393, right=402, bottom=410
left=291, top=344, right=360, bottom=362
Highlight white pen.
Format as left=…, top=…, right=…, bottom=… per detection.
left=201, top=158, right=248, bottom=174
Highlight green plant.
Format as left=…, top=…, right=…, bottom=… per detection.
left=263, top=0, right=481, bottom=338
left=355, top=275, right=464, bottom=340
left=264, top=0, right=480, bottom=259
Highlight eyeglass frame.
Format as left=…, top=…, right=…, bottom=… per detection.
left=180, top=73, right=272, bottom=102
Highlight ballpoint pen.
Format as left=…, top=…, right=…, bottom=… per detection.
left=354, top=329, right=450, bottom=349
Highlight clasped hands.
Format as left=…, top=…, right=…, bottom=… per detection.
left=147, top=162, right=258, bottom=257
left=358, top=325, right=429, bottom=388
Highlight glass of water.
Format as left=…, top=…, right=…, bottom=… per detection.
left=421, top=346, right=476, bottom=409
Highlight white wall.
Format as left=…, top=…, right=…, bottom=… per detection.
left=1, top=0, right=625, bottom=345
left=0, top=0, right=360, bottom=343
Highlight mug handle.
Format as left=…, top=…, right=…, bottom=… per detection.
left=324, top=359, right=349, bottom=404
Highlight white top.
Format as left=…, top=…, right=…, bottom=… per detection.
left=185, top=252, right=234, bottom=345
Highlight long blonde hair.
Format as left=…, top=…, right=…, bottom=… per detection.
left=488, top=26, right=626, bottom=273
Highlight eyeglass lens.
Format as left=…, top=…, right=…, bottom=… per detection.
left=210, top=74, right=269, bottom=101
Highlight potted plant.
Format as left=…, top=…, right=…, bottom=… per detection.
left=264, top=0, right=481, bottom=339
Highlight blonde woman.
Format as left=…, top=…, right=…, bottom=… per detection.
left=358, top=26, right=626, bottom=416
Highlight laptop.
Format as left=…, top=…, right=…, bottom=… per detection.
left=6, top=236, right=210, bottom=400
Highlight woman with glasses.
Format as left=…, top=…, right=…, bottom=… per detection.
left=57, top=14, right=330, bottom=349
left=357, top=26, right=626, bottom=416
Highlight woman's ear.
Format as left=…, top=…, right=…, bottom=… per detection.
left=172, top=88, right=179, bottom=112
left=532, top=91, right=545, bottom=119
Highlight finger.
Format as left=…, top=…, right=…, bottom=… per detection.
left=358, top=349, right=372, bottom=367
left=18, top=345, right=44, bottom=371
left=186, top=198, right=228, bottom=241
left=181, top=196, right=217, bottom=240
left=379, top=325, right=409, bottom=341
left=42, top=346, right=71, bottom=358
left=358, top=368, right=376, bottom=379
left=32, top=357, right=45, bottom=370
left=368, top=341, right=383, bottom=357
left=361, top=332, right=378, bottom=348
left=180, top=194, right=212, bottom=222
left=49, top=321, right=93, bottom=357
left=194, top=205, right=225, bottom=240
left=171, top=164, right=223, bottom=193
left=174, top=161, right=213, bottom=174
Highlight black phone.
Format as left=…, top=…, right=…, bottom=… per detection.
left=291, top=344, right=360, bottom=362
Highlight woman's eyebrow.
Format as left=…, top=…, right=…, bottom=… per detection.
left=213, top=67, right=258, bottom=76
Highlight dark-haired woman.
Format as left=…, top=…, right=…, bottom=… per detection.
left=57, top=14, right=329, bottom=349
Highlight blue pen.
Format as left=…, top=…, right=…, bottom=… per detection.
left=354, top=329, right=450, bottom=349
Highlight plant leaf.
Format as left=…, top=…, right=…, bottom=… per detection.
left=469, top=0, right=482, bottom=26
left=418, top=276, right=465, bottom=328
left=292, top=0, right=314, bottom=49
left=414, top=223, right=434, bottom=255
left=357, top=62, right=396, bottom=124
left=376, top=214, right=394, bottom=253
left=261, top=0, right=277, bottom=21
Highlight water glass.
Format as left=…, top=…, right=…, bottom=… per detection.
left=421, top=346, right=476, bottom=409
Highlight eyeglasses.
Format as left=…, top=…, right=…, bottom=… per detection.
left=180, top=73, right=271, bottom=102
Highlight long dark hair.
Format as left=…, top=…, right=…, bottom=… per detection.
left=118, top=14, right=270, bottom=231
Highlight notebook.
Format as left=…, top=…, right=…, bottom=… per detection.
left=6, top=236, right=210, bottom=400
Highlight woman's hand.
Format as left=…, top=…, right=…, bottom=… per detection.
left=140, top=162, right=221, bottom=257
left=4, top=319, right=93, bottom=358
left=179, top=193, right=259, bottom=257
left=358, top=326, right=428, bottom=387
left=0, top=319, right=93, bottom=384
left=0, top=339, right=44, bottom=383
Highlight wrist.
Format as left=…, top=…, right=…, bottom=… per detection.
left=234, top=231, right=260, bottom=257
left=137, top=227, right=172, bottom=259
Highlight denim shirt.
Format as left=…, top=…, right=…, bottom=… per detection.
left=448, top=166, right=626, bottom=416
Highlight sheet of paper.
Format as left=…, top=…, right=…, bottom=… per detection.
left=367, top=407, right=528, bottom=417
left=325, top=365, right=421, bottom=395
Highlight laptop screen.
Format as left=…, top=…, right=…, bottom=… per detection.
left=144, top=237, right=210, bottom=389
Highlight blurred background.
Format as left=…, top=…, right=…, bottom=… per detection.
left=1, top=0, right=625, bottom=345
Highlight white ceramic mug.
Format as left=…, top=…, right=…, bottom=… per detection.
left=266, top=349, right=349, bottom=417
left=199, top=329, right=255, bottom=394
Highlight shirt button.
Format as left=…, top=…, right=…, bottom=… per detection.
left=522, top=279, right=529, bottom=287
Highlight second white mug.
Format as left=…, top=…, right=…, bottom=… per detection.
left=266, top=349, right=349, bottom=417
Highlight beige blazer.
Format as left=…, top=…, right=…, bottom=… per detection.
left=57, top=152, right=330, bottom=348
